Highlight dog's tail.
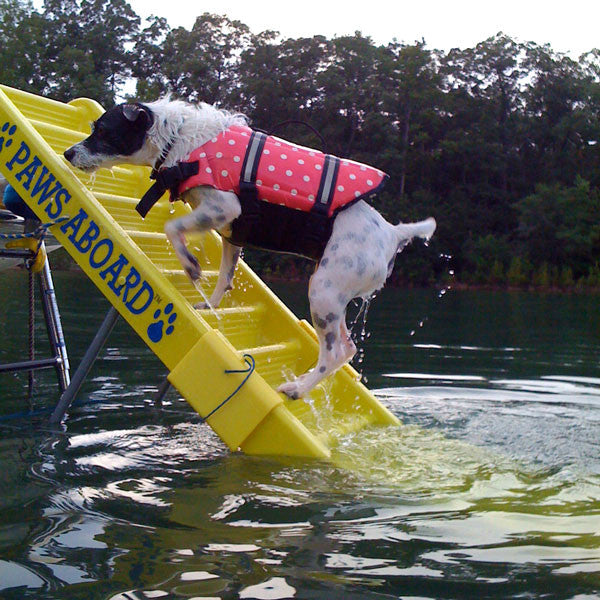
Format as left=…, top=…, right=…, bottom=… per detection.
left=395, top=217, right=437, bottom=244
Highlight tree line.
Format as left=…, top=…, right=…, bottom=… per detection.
left=2, top=0, right=600, bottom=290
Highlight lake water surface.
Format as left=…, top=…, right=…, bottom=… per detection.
left=1, top=271, right=599, bottom=599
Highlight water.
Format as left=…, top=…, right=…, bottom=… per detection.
left=1, top=272, right=600, bottom=599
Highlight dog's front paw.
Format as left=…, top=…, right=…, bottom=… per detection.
left=183, top=251, right=202, bottom=281
left=186, top=266, right=201, bottom=281
left=194, top=301, right=214, bottom=310
left=277, top=380, right=304, bottom=400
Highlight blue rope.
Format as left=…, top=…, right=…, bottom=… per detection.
left=0, top=216, right=69, bottom=241
left=0, top=354, right=256, bottom=424
left=1, top=215, right=69, bottom=268
left=201, top=354, right=256, bottom=422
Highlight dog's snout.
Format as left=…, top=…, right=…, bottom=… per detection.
left=63, top=147, right=76, bottom=163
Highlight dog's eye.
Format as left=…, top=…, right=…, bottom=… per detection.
left=92, top=123, right=106, bottom=139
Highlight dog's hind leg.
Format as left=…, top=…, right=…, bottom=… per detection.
left=194, top=240, right=241, bottom=309
left=339, top=319, right=357, bottom=362
left=277, top=269, right=353, bottom=399
left=164, top=187, right=241, bottom=281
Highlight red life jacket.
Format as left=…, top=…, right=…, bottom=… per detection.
left=178, top=125, right=388, bottom=218
left=135, top=125, right=388, bottom=259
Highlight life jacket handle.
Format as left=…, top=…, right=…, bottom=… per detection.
left=263, top=120, right=328, bottom=155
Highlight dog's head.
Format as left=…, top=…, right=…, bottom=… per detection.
left=64, top=103, right=155, bottom=172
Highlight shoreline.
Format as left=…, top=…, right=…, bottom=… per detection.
left=5, top=257, right=600, bottom=296
left=261, top=272, right=600, bottom=296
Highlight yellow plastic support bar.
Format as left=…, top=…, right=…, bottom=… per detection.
left=0, top=85, right=399, bottom=458
left=5, top=237, right=47, bottom=272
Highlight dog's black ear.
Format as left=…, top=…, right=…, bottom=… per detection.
left=122, top=104, right=142, bottom=122
left=122, top=104, right=152, bottom=127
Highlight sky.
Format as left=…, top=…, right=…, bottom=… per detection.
left=127, top=0, right=599, bottom=57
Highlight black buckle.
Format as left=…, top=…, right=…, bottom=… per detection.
left=155, top=164, right=184, bottom=189
left=136, top=161, right=199, bottom=218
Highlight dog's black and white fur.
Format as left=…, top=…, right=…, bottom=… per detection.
left=64, top=98, right=436, bottom=399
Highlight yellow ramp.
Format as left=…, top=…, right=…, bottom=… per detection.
left=0, top=85, right=399, bottom=459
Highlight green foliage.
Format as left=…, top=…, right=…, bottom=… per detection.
left=0, top=4, right=599, bottom=290
left=234, top=34, right=329, bottom=133
left=464, top=234, right=511, bottom=283
left=133, top=13, right=252, bottom=105
left=586, top=263, right=600, bottom=288
left=0, top=0, right=45, bottom=93
left=490, top=260, right=504, bottom=284
left=515, top=176, right=600, bottom=277
left=560, top=265, right=574, bottom=288
left=532, top=262, right=551, bottom=288
left=0, top=0, right=139, bottom=105
left=507, top=256, right=532, bottom=287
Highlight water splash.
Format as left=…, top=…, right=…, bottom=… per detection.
left=408, top=253, right=454, bottom=338
left=349, top=296, right=374, bottom=372
left=331, top=422, right=511, bottom=493
left=192, top=279, right=221, bottom=321
left=86, top=171, right=97, bottom=188
left=409, top=317, right=428, bottom=337
left=192, top=237, right=209, bottom=264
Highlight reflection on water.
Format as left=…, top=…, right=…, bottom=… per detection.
left=0, top=272, right=599, bottom=599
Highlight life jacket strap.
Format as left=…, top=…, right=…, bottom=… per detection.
left=136, top=161, right=199, bottom=218
left=229, top=131, right=268, bottom=243
left=313, top=155, right=340, bottom=216
left=227, top=130, right=335, bottom=259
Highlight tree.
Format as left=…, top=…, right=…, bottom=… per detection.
left=131, top=15, right=170, bottom=101
left=1, top=3, right=599, bottom=286
left=379, top=40, right=441, bottom=196
left=515, top=177, right=600, bottom=275
left=37, top=0, right=139, bottom=105
left=439, top=34, right=528, bottom=206
left=522, top=42, right=596, bottom=185
left=235, top=34, right=328, bottom=136
left=0, top=0, right=47, bottom=93
left=134, top=13, right=252, bottom=105
left=313, top=33, right=386, bottom=158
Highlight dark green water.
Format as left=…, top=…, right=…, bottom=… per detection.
left=1, top=271, right=599, bottom=599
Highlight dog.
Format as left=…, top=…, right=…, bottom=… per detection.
left=64, top=98, right=436, bottom=399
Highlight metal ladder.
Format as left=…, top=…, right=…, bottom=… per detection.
left=0, top=216, right=70, bottom=400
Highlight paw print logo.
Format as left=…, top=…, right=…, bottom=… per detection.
left=147, top=302, right=177, bottom=343
left=0, top=122, right=17, bottom=153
